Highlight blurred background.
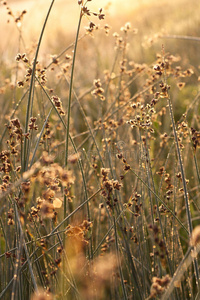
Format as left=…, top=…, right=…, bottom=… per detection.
left=1, top=0, right=200, bottom=60
left=0, top=0, right=200, bottom=87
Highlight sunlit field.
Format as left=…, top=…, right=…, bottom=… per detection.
left=0, top=0, right=200, bottom=299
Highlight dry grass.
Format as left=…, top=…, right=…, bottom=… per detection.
left=0, top=0, right=200, bottom=299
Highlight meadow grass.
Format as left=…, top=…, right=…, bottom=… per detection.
left=0, top=0, right=200, bottom=299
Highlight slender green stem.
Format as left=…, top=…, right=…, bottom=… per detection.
left=167, top=96, right=200, bottom=285
left=65, top=8, right=83, bottom=168
left=22, top=0, right=55, bottom=173
left=113, top=215, right=128, bottom=300
left=130, top=168, right=188, bottom=234
left=14, top=202, right=38, bottom=293
left=29, top=108, right=52, bottom=168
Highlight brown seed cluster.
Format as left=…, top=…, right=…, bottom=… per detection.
left=101, top=168, right=122, bottom=209
left=149, top=275, right=171, bottom=299
left=127, top=192, right=142, bottom=217
left=91, top=79, right=105, bottom=101
left=94, top=118, right=124, bottom=140
left=66, top=220, right=93, bottom=245
left=7, top=208, right=14, bottom=225
left=3, top=119, right=23, bottom=162
left=31, top=289, right=53, bottom=300
left=148, top=224, right=168, bottom=266
left=51, top=95, right=65, bottom=115
left=0, top=151, right=11, bottom=175
left=191, top=127, right=200, bottom=151
left=127, top=101, right=156, bottom=132
left=101, top=235, right=115, bottom=254
left=1, top=1, right=27, bottom=26
left=78, top=1, right=105, bottom=35
left=21, top=153, right=75, bottom=221
left=190, top=226, right=200, bottom=247
left=29, top=117, right=38, bottom=130
left=116, top=152, right=131, bottom=172
left=15, top=53, right=48, bottom=86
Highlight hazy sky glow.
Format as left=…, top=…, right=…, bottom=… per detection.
left=0, top=0, right=150, bottom=49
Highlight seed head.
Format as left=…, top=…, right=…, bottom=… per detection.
left=190, top=226, right=200, bottom=247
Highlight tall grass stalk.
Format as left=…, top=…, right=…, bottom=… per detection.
left=162, top=43, right=200, bottom=287
left=167, top=95, right=200, bottom=285
left=162, top=245, right=200, bottom=300
left=22, top=0, right=55, bottom=173
left=64, top=8, right=83, bottom=169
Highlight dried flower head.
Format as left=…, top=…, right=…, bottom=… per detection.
left=149, top=275, right=171, bottom=298
left=51, top=55, right=59, bottom=64
left=177, top=82, right=185, bottom=90
left=51, top=95, right=65, bottom=115
left=190, top=226, right=200, bottom=247
left=31, top=289, right=53, bottom=300
left=91, top=79, right=105, bottom=101
left=68, top=152, right=81, bottom=164
left=40, top=200, right=54, bottom=219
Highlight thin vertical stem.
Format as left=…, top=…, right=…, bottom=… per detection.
left=22, top=0, right=55, bottom=173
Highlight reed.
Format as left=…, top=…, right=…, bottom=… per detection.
left=0, top=0, right=200, bottom=299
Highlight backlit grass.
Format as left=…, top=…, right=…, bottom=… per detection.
left=0, top=0, right=200, bottom=299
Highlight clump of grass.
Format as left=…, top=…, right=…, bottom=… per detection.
left=0, top=0, right=200, bottom=299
